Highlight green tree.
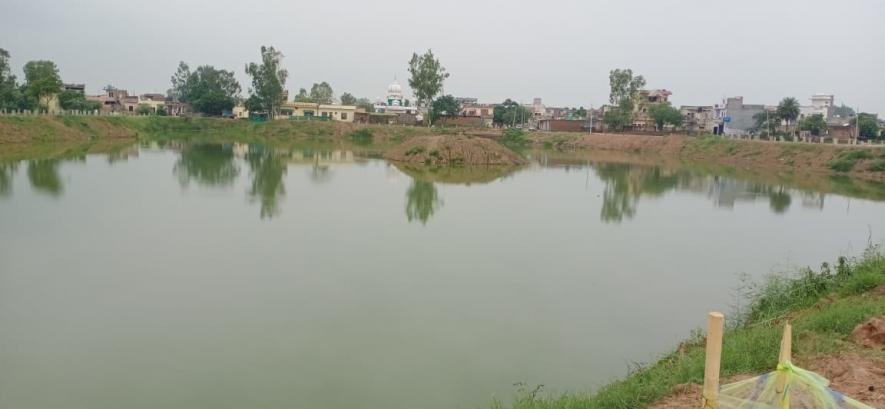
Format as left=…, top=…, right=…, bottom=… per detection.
left=245, top=46, right=288, bottom=118
left=574, top=107, right=587, bottom=119
left=493, top=99, right=532, bottom=126
left=603, top=99, right=634, bottom=131
left=22, top=60, right=62, bottom=108
left=647, top=102, right=683, bottom=130
left=430, top=94, right=459, bottom=123
left=355, top=97, right=375, bottom=112
left=294, top=88, right=310, bottom=102
left=136, top=104, right=152, bottom=115
left=308, top=82, right=334, bottom=104
left=169, top=62, right=241, bottom=116
left=609, top=68, right=645, bottom=105
left=776, top=97, right=800, bottom=127
left=27, top=159, right=63, bottom=196
left=58, top=90, right=101, bottom=111
left=799, top=113, right=827, bottom=136
left=833, top=104, right=855, bottom=118
left=0, top=48, right=20, bottom=111
left=752, top=111, right=778, bottom=137
left=855, top=113, right=880, bottom=139
left=407, top=49, right=449, bottom=109
left=340, top=92, right=357, bottom=106
left=168, top=61, right=191, bottom=102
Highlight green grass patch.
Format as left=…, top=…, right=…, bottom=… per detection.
left=347, top=128, right=374, bottom=145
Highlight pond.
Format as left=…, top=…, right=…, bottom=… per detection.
left=1, top=142, right=884, bottom=409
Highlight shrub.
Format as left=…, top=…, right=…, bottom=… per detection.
left=501, top=128, right=528, bottom=147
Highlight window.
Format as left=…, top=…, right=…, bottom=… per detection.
left=341, top=113, right=347, bottom=120
left=128, top=106, right=133, bottom=112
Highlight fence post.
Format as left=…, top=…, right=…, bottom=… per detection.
left=775, top=322, right=792, bottom=408
left=702, top=312, right=724, bottom=409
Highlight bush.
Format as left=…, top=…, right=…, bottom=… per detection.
left=828, top=149, right=874, bottom=172
left=501, top=128, right=529, bottom=147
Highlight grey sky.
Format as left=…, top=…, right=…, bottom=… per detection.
left=2, top=0, right=883, bottom=113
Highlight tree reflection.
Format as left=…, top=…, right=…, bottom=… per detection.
left=174, top=144, right=240, bottom=187
left=0, top=162, right=17, bottom=197
left=769, top=188, right=792, bottom=214
left=596, top=163, right=684, bottom=223
left=405, top=179, right=442, bottom=224
left=27, top=159, right=63, bottom=196
left=246, top=146, right=288, bottom=219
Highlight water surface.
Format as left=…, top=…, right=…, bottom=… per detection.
left=1, top=142, right=884, bottom=409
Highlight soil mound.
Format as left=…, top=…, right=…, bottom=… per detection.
left=384, top=135, right=525, bottom=166
left=852, top=316, right=885, bottom=349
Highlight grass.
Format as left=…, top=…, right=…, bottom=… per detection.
left=828, top=149, right=875, bottom=172
left=501, top=128, right=529, bottom=148
left=488, top=246, right=885, bottom=409
left=347, top=128, right=374, bottom=145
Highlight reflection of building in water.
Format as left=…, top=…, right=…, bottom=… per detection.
left=708, top=178, right=768, bottom=208
left=288, top=150, right=355, bottom=164
left=800, top=192, right=825, bottom=209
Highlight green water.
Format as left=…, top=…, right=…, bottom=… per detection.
left=1, top=142, right=884, bottom=409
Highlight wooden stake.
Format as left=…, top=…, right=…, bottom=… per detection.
left=702, top=312, right=724, bottom=409
left=775, top=321, right=792, bottom=409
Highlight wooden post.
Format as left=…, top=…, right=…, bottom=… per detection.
left=702, top=312, right=725, bottom=409
left=775, top=321, right=792, bottom=409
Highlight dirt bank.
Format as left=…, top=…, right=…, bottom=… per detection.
left=0, top=116, right=138, bottom=143
left=384, top=135, right=525, bottom=166
left=532, top=132, right=885, bottom=181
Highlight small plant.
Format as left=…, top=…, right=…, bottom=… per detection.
left=828, top=149, right=874, bottom=172
left=347, top=128, right=374, bottom=145
left=501, top=128, right=529, bottom=147
left=405, top=146, right=425, bottom=156
left=869, top=158, right=885, bottom=172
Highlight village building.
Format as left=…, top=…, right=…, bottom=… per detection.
left=799, top=94, right=834, bottom=121
left=459, top=103, right=495, bottom=127
left=633, top=89, right=672, bottom=130
left=373, top=80, right=418, bottom=116
left=722, top=96, right=766, bottom=137
left=537, top=119, right=587, bottom=132
left=680, top=105, right=724, bottom=134
left=278, top=101, right=357, bottom=122
left=138, top=94, right=166, bottom=113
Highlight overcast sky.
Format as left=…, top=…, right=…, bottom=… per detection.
left=2, top=0, right=883, bottom=112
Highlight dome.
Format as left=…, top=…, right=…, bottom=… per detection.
left=387, top=80, right=403, bottom=96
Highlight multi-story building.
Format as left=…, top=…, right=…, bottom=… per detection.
left=722, top=97, right=766, bottom=136
left=680, top=105, right=723, bottom=134
left=633, top=89, right=672, bottom=130
left=799, top=94, right=834, bottom=121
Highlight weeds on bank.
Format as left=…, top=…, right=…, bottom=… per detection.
left=488, top=246, right=885, bottom=409
left=347, top=128, right=374, bottom=145
left=828, top=149, right=875, bottom=172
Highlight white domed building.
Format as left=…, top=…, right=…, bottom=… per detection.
left=373, top=79, right=419, bottom=115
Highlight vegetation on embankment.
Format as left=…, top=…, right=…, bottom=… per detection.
left=0, top=115, right=429, bottom=145
left=488, top=247, right=885, bottom=409
left=535, top=132, right=885, bottom=180
left=384, top=135, right=526, bottom=166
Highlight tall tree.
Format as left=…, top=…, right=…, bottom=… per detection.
left=58, top=90, right=101, bottom=111
left=168, top=61, right=191, bottom=102
left=648, top=103, right=683, bottom=130
left=603, top=99, right=635, bottom=131
left=294, top=88, right=310, bottom=102
left=833, top=104, right=855, bottom=118
left=168, top=63, right=241, bottom=115
left=245, top=46, right=288, bottom=118
left=752, top=111, right=778, bottom=136
left=355, top=97, right=375, bottom=113
left=22, top=60, right=62, bottom=108
left=309, top=82, right=334, bottom=104
left=407, top=49, right=449, bottom=109
left=798, top=113, right=827, bottom=136
left=0, top=48, right=20, bottom=111
left=340, top=92, right=357, bottom=106
left=609, top=68, right=646, bottom=105
left=855, top=113, right=880, bottom=139
left=430, top=94, right=459, bottom=123
left=493, top=99, right=532, bottom=126
left=776, top=97, right=800, bottom=127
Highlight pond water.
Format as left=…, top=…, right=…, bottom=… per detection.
left=1, top=142, right=885, bottom=409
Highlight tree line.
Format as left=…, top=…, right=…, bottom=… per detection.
left=0, top=48, right=102, bottom=112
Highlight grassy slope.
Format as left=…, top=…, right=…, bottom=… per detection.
left=489, top=248, right=885, bottom=409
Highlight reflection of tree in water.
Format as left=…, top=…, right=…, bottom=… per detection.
left=405, top=179, right=442, bottom=225
left=246, top=146, right=288, bottom=219
left=0, top=162, right=17, bottom=197
left=174, top=144, right=240, bottom=187
left=594, top=162, right=799, bottom=221
left=595, top=163, right=685, bottom=223
left=27, top=159, right=64, bottom=196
